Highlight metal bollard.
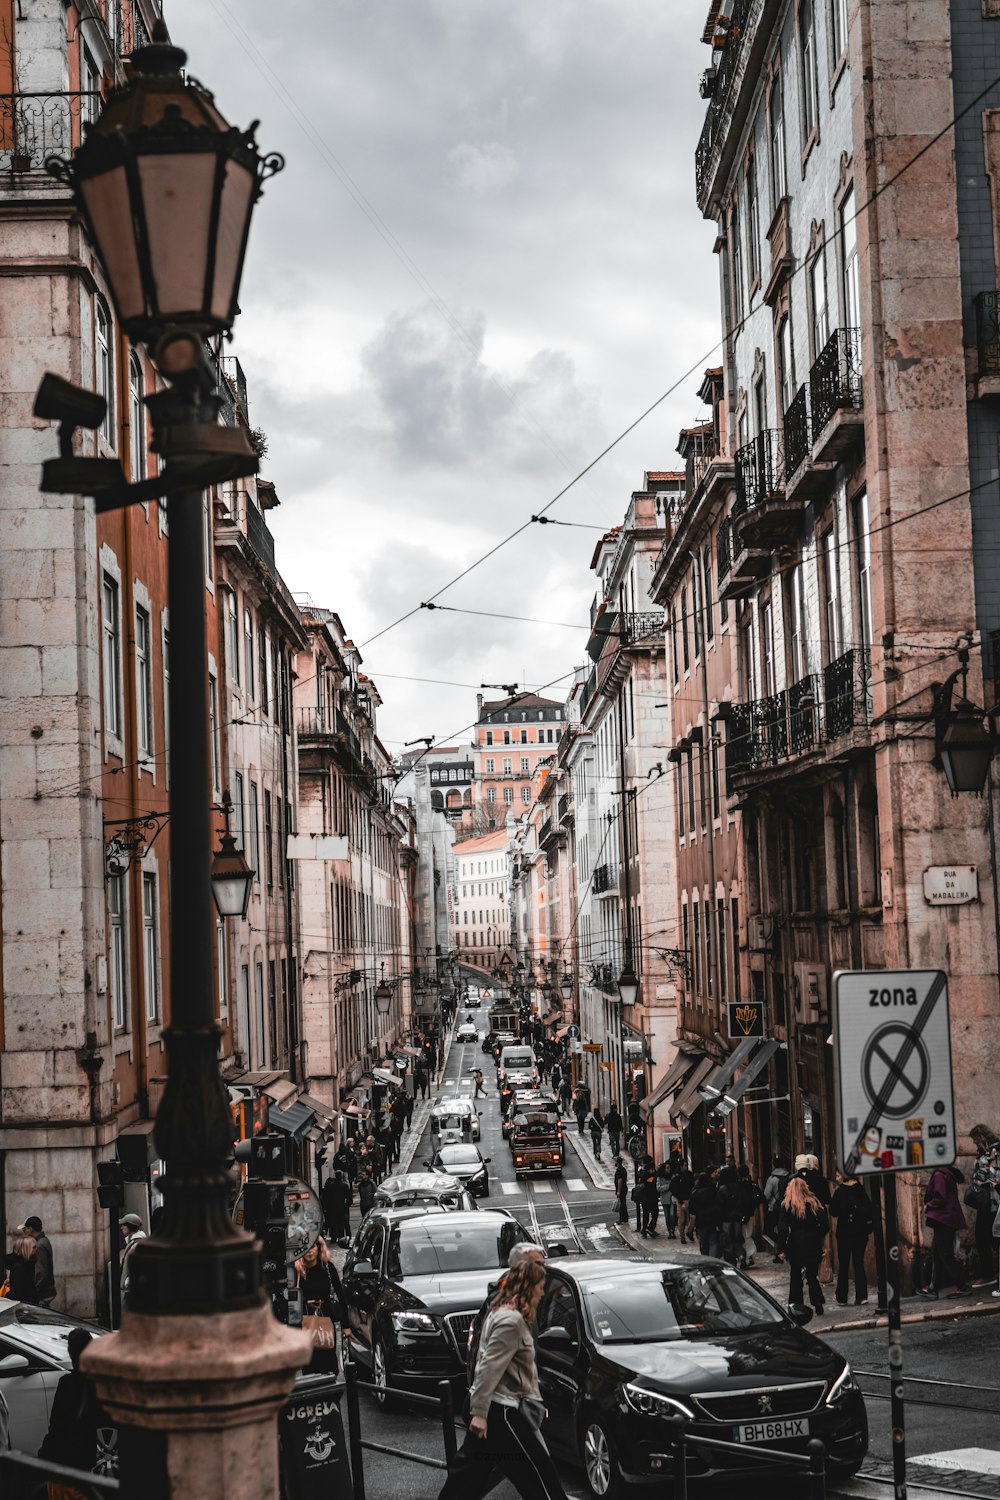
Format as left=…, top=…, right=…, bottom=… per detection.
left=669, top=1414, right=688, bottom=1500
left=438, top=1380, right=458, bottom=1467
left=344, top=1360, right=367, bottom=1500
left=808, top=1437, right=826, bottom=1500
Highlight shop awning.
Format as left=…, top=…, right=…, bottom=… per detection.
left=268, top=1099, right=316, bottom=1141
left=553, top=1025, right=571, bottom=1042
left=261, top=1077, right=297, bottom=1110
left=370, top=1067, right=401, bottom=1088
left=672, top=1056, right=717, bottom=1128
left=399, top=1045, right=423, bottom=1058
left=637, top=1047, right=701, bottom=1121
left=297, top=1093, right=338, bottom=1131
left=698, top=1037, right=758, bottom=1104
left=715, top=1039, right=780, bottom=1115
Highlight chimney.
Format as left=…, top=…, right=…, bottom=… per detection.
left=476, top=692, right=484, bottom=718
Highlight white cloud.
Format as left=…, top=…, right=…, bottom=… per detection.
left=447, top=141, right=519, bottom=194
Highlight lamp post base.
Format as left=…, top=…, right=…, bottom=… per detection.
left=84, top=1303, right=311, bottom=1500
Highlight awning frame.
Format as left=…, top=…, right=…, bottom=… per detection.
left=699, top=1036, right=758, bottom=1103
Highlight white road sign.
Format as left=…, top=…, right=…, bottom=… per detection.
left=832, top=969, right=955, bottom=1175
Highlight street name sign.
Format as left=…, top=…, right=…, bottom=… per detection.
left=832, top=969, right=955, bottom=1175
left=728, top=1000, right=764, bottom=1038
left=922, top=865, right=978, bottom=906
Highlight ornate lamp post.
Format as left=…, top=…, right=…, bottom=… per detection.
left=932, top=637, right=995, bottom=796
left=47, top=22, right=309, bottom=1498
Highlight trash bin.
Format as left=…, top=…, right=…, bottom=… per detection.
left=280, top=1372, right=353, bottom=1500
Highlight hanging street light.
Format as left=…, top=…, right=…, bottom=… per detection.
left=375, top=964, right=394, bottom=1017
left=932, top=637, right=996, bottom=796
left=617, top=963, right=640, bottom=1007
left=560, top=966, right=574, bottom=1002
left=210, top=791, right=253, bottom=919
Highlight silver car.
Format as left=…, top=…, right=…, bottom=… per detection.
left=0, top=1298, right=117, bottom=1471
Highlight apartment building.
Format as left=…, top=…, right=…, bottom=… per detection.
left=473, top=693, right=566, bottom=829
left=450, top=829, right=511, bottom=983
left=674, top=0, right=999, bottom=1217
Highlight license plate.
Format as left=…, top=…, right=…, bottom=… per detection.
left=736, top=1417, right=808, bottom=1444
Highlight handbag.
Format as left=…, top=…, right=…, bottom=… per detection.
left=964, top=1182, right=990, bottom=1212
left=302, top=1312, right=337, bottom=1350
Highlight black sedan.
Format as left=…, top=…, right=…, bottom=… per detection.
left=484, top=1256, right=868, bottom=1497
left=426, top=1144, right=491, bottom=1197
left=341, top=1208, right=533, bottom=1405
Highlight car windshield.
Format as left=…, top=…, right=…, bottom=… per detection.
left=394, top=1222, right=521, bottom=1276
left=438, top=1146, right=480, bottom=1165
left=581, top=1268, right=786, bottom=1343
left=437, top=1114, right=468, bottom=1132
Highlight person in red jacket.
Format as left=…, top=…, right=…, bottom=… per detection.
left=917, top=1164, right=969, bottom=1299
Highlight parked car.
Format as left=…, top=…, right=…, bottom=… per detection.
left=426, top=1144, right=491, bottom=1198
left=455, top=1021, right=479, bottom=1044
left=341, top=1208, right=532, bottom=1404
left=373, top=1172, right=477, bottom=1212
left=469, top=1256, right=868, bottom=1497
left=0, top=1298, right=117, bottom=1473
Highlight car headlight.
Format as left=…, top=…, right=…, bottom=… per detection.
left=391, top=1311, right=438, bottom=1334
left=623, top=1383, right=695, bottom=1419
left=826, top=1363, right=859, bottom=1405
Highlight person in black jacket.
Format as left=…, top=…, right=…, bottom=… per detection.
left=39, top=1329, right=109, bottom=1473
left=830, top=1171, right=874, bottom=1306
left=322, top=1170, right=353, bottom=1241
left=716, top=1166, right=743, bottom=1266
left=605, top=1104, right=623, bottom=1158
left=6, top=1231, right=38, bottom=1304
left=688, top=1172, right=723, bottom=1258
left=613, top=1157, right=630, bottom=1225
left=671, top=1162, right=695, bottom=1244
left=777, top=1176, right=829, bottom=1315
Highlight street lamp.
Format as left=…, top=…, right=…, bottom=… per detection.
left=932, top=638, right=995, bottom=796
left=210, top=791, right=253, bottom=919
left=560, top=969, right=574, bottom=1002
left=53, top=22, right=307, bottom=1500
left=375, top=965, right=394, bottom=1017
left=617, top=963, right=639, bottom=1007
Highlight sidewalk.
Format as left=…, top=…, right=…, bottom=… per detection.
left=398, top=1029, right=457, bottom=1173
left=611, top=1217, right=1000, bottom=1333
left=561, top=1121, right=616, bottom=1191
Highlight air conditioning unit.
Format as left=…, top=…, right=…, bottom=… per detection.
left=793, top=963, right=828, bottom=1026
left=747, top=915, right=774, bottom=951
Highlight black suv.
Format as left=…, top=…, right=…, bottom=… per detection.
left=469, top=1255, right=868, bottom=1497
left=340, top=1208, right=533, bottom=1404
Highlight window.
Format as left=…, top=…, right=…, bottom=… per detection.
left=779, top=315, right=795, bottom=413
left=520, top=756, right=529, bottom=772
left=830, top=0, right=848, bottom=65
left=95, top=299, right=114, bottom=446
left=142, top=873, right=159, bottom=1022
left=703, top=548, right=714, bottom=642
left=128, top=354, right=145, bottom=480
left=244, top=608, right=255, bottom=700
left=687, top=752, right=696, bottom=833
left=731, top=897, right=741, bottom=1001
left=841, top=187, right=860, bottom=331
left=108, top=873, right=128, bottom=1031
left=264, top=789, right=274, bottom=888
left=255, top=962, right=266, bottom=1068
left=810, top=247, right=829, bottom=358
left=677, top=761, right=685, bottom=838
left=521, top=730, right=528, bottom=743
left=240, top=965, right=251, bottom=1061
left=769, top=75, right=787, bottom=205
left=134, top=604, right=153, bottom=760
left=486, top=730, right=493, bottom=745
left=234, top=771, right=245, bottom=851
left=691, top=563, right=702, bottom=658
left=754, top=373, right=767, bottom=435
left=249, top=782, right=260, bottom=882
left=487, top=787, right=496, bottom=805
left=203, top=496, right=214, bottom=587
left=521, top=787, right=531, bottom=804
left=853, top=491, right=873, bottom=648
left=789, top=564, right=808, bottom=681
left=503, top=731, right=511, bottom=745
left=503, top=787, right=513, bottom=805
left=258, top=625, right=268, bottom=717
left=101, top=574, right=122, bottom=741
left=746, top=156, right=760, bottom=286
left=162, top=623, right=170, bottom=784
left=692, top=902, right=701, bottom=996
left=762, top=602, right=777, bottom=695
left=741, top=620, right=757, bottom=698
left=670, top=609, right=680, bottom=683
left=680, top=586, right=690, bottom=672
left=217, top=920, right=228, bottom=1017
left=81, top=45, right=100, bottom=124
left=209, top=674, right=220, bottom=792
left=731, top=195, right=744, bottom=326
left=799, top=0, right=819, bottom=143
left=485, top=757, right=495, bottom=774
left=503, top=757, right=512, bottom=775
left=717, top=897, right=728, bottom=1001
left=823, top=529, right=843, bottom=661
left=226, top=590, right=240, bottom=686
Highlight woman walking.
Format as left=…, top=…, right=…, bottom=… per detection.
left=438, top=1256, right=568, bottom=1500
left=5, top=1229, right=39, bottom=1304
left=294, top=1234, right=348, bottom=1374
left=588, top=1110, right=604, bottom=1162
left=655, top=1162, right=677, bottom=1238
left=917, top=1163, right=969, bottom=1299
left=830, top=1170, right=874, bottom=1306
left=777, top=1176, right=829, bottom=1316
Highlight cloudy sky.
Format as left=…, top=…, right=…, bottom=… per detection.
left=171, top=0, right=720, bottom=749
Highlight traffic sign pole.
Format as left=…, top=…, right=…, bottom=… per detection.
left=883, top=1175, right=907, bottom=1500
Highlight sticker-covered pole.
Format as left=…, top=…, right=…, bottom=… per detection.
left=882, top=1172, right=907, bottom=1500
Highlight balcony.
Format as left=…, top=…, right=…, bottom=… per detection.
left=733, top=429, right=802, bottom=551
left=592, top=862, right=619, bottom=897
left=724, top=652, right=871, bottom=788
left=0, top=92, right=100, bottom=173
left=783, top=387, right=810, bottom=480
left=591, top=962, right=618, bottom=995
left=245, top=501, right=276, bottom=573
left=622, top=611, right=663, bottom=645
left=297, top=706, right=332, bottom=738
left=557, top=792, right=569, bottom=822
left=694, top=0, right=754, bottom=206
left=809, top=328, right=863, bottom=459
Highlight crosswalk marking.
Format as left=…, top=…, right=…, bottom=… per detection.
left=564, top=1178, right=587, bottom=1192
left=532, top=1182, right=554, bottom=1194
left=500, top=1181, right=520, bottom=1195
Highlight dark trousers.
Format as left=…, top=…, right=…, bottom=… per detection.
left=640, top=1198, right=659, bottom=1233
left=929, top=1222, right=966, bottom=1292
left=616, top=1190, right=629, bottom=1224
left=608, top=1131, right=621, bottom=1157
left=438, top=1402, right=567, bottom=1500
left=975, top=1206, right=997, bottom=1279
left=836, top=1232, right=868, bottom=1303
left=698, top=1228, right=721, bottom=1258
left=788, top=1254, right=824, bottom=1312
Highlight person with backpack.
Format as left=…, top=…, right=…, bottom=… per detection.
left=830, top=1170, right=874, bottom=1305
left=604, top=1103, right=623, bottom=1159
left=763, top=1156, right=792, bottom=1257
left=917, top=1163, right=969, bottom=1299
left=776, top=1176, right=829, bottom=1316
left=633, top=1158, right=659, bottom=1238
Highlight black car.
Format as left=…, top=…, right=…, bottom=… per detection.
left=426, top=1144, right=491, bottom=1197
left=470, top=1256, right=867, bottom=1497
left=341, top=1208, right=533, bottom=1405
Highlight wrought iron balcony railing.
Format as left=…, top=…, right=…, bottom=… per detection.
left=717, top=513, right=735, bottom=580
left=823, top=647, right=872, bottom=739
left=592, top=862, right=618, bottom=895
left=809, top=327, right=862, bottom=433
left=245, top=500, right=276, bottom=572
left=0, top=91, right=101, bottom=172
left=694, top=0, right=754, bottom=203
left=622, top=611, right=664, bottom=645
left=591, top=962, right=618, bottom=994
left=724, top=653, right=871, bottom=786
left=783, top=385, right=810, bottom=479
left=735, top=429, right=786, bottom=512
left=557, top=792, right=569, bottom=822
left=975, top=291, right=1000, bottom=378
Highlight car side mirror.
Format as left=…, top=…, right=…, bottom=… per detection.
left=537, top=1326, right=575, bottom=1352
left=786, top=1303, right=814, bottom=1326
left=483, top=1157, right=491, bottom=1164
left=0, top=1353, right=30, bottom=1373
left=352, top=1259, right=376, bottom=1278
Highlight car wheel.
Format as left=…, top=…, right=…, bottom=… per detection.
left=372, top=1335, right=401, bottom=1411
left=581, top=1416, right=623, bottom=1499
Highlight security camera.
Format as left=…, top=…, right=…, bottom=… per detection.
left=34, top=373, right=108, bottom=435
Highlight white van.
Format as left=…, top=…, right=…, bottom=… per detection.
left=497, top=1045, right=538, bottom=1083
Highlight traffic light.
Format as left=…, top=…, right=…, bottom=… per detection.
left=97, top=1159, right=124, bottom=1210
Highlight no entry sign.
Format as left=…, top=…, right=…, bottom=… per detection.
left=832, top=969, right=956, bottom=1175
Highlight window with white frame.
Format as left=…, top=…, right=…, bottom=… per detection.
left=485, top=758, right=495, bottom=773
left=810, top=247, right=829, bottom=358
left=503, top=787, right=513, bottom=805
left=209, top=673, right=221, bottom=792
left=503, top=757, right=512, bottom=775
left=249, top=780, right=260, bottom=880
left=823, top=528, right=843, bottom=661
left=746, top=155, right=760, bottom=285
left=134, top=604, right=153, bottom=761
left=244, top=608, right=255, bottom=700
left=128, top=354, right=145, bottom=480
left=769, top=74, right=786, bottom=205
left=234, top=771, right=245, bottom=850
left=226, top=590, right=240, bottom=686
left=853, top=490, right=873, bottom=648
left=217, top=920, right=228, bottom=1017
left=142, top=872, right=159, bottom=1022
left=240, top=965, right=250, bottom=1062
left=101, top=573, right=122, bottom=742
left=255, top=962, right=266, bottom=1067
left=762, top=601, right=777, bottom=695
left=81, top=44, right=100, bottom=125
left=731, top=195, right=744, bottom=326
left=800, top=0, right=819, bottom=143
left=521, top=787, right=531, bottom=803
left=520, top=756, right=529, bottom=772
left=789, top=564, right=808, bottom=681
left=203, top=497, right=214, bottom=586
left=830, top=0, right=849, bottom=66
left=841, top=187, right=860, bottom=331
left=161, top=620, right=170, bottom=783
left=108, top=873, right=128, bottom=1031
left=95, top=298, right=114, bottom=447
left=487, top=787, right=496, bottom=805
left=779, top=315, right=795, bottom=413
